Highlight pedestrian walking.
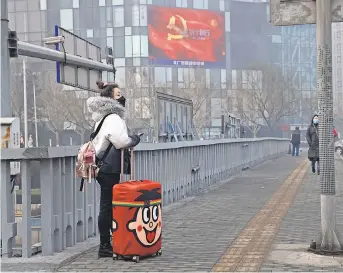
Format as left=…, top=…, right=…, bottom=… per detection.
left=291, top=126, right=301, bottom=156
left=306, top=115, right=320, bottom=175
left=333, top=126, right=339, bottom=142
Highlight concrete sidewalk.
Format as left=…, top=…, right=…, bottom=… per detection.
left=261, top=157, right=343, bottom=272
left=4, top=154, right=340, bottom=272
left=53, top=155, right=304, bottom=272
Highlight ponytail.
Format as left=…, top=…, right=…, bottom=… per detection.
left=96, top=81, right=119, bottom=98
left=96, top=80, right=107, bottom=89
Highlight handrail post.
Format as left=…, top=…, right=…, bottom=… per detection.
left=40, top=159, right=54, bottom=255
left=20, top=161, right=32, bottom=258
left=0, top=161, right=17, bottom=257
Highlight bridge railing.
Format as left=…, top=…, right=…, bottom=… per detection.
left=0, top=138, right=288, bottom=258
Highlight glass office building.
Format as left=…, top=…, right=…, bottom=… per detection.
left=279, top=25, right=317, bottom=125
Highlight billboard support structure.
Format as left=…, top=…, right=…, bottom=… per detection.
left=16, top=41, right=113, bottom=72
left=271, top=0, right=343, bottom=254
left=55, top=25, right=111, bottom=92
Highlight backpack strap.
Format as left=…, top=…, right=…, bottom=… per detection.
left=80, top=178, right=85, bottom=192
left=97, top=142, right=113, bottom=167
left=90, top=113, right=113, bottom=141
left=91, top=113, right=114, bottom=168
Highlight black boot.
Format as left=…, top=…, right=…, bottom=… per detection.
left=98, top=242, right=113, bottom=258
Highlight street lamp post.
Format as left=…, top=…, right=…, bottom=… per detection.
left=316, top=0, right=342, bottom=252
left=23, top=58, right=28, bottom=148
left=270, top=0, right=343, bottom=254
left=32, top=75, right=38, bottom=147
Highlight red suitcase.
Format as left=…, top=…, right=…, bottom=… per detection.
left=112, top=149, right=162, bottom=263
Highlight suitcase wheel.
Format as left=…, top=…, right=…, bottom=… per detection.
left=156, top=249, right=162, bottom=256
left=113, top=253, right=118, bottom=260
left=132, top=255, right=140, bottom=263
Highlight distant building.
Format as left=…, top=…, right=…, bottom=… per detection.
left=8, top=0, right=316, bottom=139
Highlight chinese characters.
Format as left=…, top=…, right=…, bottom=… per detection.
left=187, top=29, right=211, bottom=40
left=167, top=15, right=211, bottom=41
left=173, top=60, right=205, bottom=66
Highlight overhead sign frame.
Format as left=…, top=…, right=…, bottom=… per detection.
left=270, top=0, right=343, bottom=26
left=55, top=25, right=104, bottom=92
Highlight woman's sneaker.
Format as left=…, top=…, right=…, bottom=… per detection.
left=312, top=167, right=316, bottom=174
left=98, top=243, right=113, bottom=258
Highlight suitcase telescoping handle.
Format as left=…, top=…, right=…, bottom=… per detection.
left=120, top=148, right=134, bottom=182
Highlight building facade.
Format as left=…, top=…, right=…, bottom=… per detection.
left=7, top=0, right=316, bottom=140
left=280, top=24, right=317, bottom=125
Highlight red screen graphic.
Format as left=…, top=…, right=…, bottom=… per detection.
left=148, top=6, right=226, bottom=68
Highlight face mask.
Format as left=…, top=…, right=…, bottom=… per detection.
left=116, top=96, right=126, bottom=107
left=313, top=119, right=319, bottom=125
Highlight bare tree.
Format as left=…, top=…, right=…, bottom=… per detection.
left=232, top=87, right=263, bottom=137
left=233, top=64, right=297, bottom=136
left=38, top=72, right=68, bottom=145
left=176, top=67, right=212, bottom=136
left=300, top=94, right=317, bottom=123
left=11, top=72, right=24, bottom=119
left=58, top=87, right=93, bottom=143
left=124, top=67, right=155, bottom=130
left=10, top=61, right=37, bottom=123
left=39, top=72, right=94, bottom=144
left=10, top=61, right=45, bottom=146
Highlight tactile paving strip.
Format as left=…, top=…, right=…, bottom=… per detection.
left=212, top=160, right=308, bottom=272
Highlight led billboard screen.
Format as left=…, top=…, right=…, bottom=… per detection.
left=148, top=6, right=226, bottom=68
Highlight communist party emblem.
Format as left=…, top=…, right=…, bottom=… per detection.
left=166, top=15, right=188, bottom=41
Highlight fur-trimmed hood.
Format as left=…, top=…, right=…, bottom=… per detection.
left=86, top=96, right=126, bottom=123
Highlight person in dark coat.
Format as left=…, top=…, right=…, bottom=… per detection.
left=306, top=114, right=319, bottom=174
left=291, top=126, right=301, bottom=156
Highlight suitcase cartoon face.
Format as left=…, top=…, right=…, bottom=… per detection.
left=126, top=188, right=162, bottom=247
left=112, top=181, right=162, bottom=256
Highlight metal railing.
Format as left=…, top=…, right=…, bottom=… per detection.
left=0, top=138, right=288, bottom=258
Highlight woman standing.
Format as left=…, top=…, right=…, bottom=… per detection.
left=306, top=114, right=320, bottom=175
left=87, top=81, right=141, bottom=258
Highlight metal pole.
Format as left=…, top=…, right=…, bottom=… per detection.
left=316, top=0, right=343, bottom=252
left=23, top=58, right=28, bottom=148
left=18, top=41, right=113, bottom=72
left=33, top=80, right=38, bottom=147
left=0, top=0, right=12, bottom=117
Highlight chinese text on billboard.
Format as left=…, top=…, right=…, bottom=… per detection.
left=148, top=6, right=226, bottom=68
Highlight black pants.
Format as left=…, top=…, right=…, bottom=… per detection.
left=311, top=158, right=319, bottom=172
left=96, top=172, right=120, bottom=244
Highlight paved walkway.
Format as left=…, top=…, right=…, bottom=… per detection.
left=4, top=154, right=341, bottom=272
left=56, top=155, right=305, bottom=272
left=261, top=156, right=343, bottom=272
